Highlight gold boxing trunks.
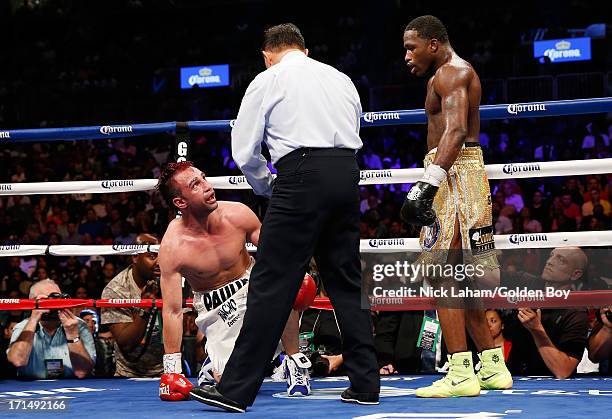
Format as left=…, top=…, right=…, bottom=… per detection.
left=419, top=143, right=499, bottom=271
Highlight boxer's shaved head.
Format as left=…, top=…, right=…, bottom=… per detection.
left=405, top=15, right=449, bottom=43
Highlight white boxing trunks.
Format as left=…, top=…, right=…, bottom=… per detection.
left=192, top=257, right=281, bottom=378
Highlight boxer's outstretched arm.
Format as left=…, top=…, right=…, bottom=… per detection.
left=281, top=310, right=300, bottom=355
left=432, top=66, right=471, bottom=171
left=160, top=255, right=183, bottom=354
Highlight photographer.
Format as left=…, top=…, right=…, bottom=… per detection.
left=299, top=282, right=344, bottom=377
left=502, top=247, right=589, bottom=379
left=588, top=307, right=612, bottom=366
left=7, top=279, right=96, bottom=379
left=101, top=234, right=163, bottom=377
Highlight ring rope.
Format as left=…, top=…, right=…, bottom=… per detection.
left=2, top=157, right=611, bottom=196
left=1, top=230, right=611, bottom=258
left=2, top=292, right=610, bottom=312
left=1, top=97, right=610, bottom=142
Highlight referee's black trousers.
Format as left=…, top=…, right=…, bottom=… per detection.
left=217, top=148, right=380, bottom=406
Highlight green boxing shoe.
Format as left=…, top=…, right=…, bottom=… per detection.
left=477, top=347, right=513, bottom=390
left=415, top=351, right=481, bottom=398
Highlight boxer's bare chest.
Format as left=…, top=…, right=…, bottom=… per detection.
left=175, top=219, right=249, bottom=291
left=424, top=77, right=444, bottom=151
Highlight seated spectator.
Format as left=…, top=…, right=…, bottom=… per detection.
left=501, top=247, right=589, bottom=378
left=74, top=285, right=88, bottom=300
left=7, top=279, right=96, bottom=379
left=551, top=210, right=578, bottom=232
left=592, top=204, right=611, bottom=229
left=299, top=285, right=344, bottom=377
left=559, top=193, right=582, bottom=227
left=362, top=146, right=382, bottom=169
left=495, top=206, right=514, bottom=234
left=529, top=190, right=550, bottom=230
left=0, top=319, right=19, bottom=379
left=114, top=222, right=137, bottom=244
left=62, top=222, right=83, bottom=244
left=41, top=221, right=60, bottom=244
left=582, top=122, right=610, bottom=151
left=101, top=234, right=163, bottom=377
left=485, top=310, right=511, bottom=361
left=374, top=311, right=424, bottom=375
left=360, top=187, right=380, bottom=214
left=78, top=208, right=105, bottom=238
left=588, top=307, right=612, bottom=368
left=388, top=219, right=407, bottom=238
left=502, top=180, right=524, bottom=212
left=519, top=207, right=542, bottom=233
left=93, top=324, right=116, bottom=377
left=561, top=178, right=584, bottom=206
left=582, top=177, right=604, bottom=202
left=493, top=190, right=506, bottom=210
left=101, top=262, right=116, bottom=288
left=582, top=188, right=612, bottom=217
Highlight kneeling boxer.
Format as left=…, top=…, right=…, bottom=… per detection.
left=156, top=162, right=315, bottom=401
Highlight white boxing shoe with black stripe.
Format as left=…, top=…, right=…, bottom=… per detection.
left=285, top=353, right=311, bottom=396
left=197, top=356, right=216, bottom=385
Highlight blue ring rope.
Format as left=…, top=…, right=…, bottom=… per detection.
left=1, top=97, right=610, bottom=142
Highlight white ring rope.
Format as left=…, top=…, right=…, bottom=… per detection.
left=1, top=158, right=611, bottom=195
left=1, top=230, right=611, bottom=257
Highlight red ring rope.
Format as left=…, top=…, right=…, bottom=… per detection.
left=2, top=291, right=610, bottom=311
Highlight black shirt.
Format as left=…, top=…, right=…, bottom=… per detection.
left=501, top=271, right=589, bottom=376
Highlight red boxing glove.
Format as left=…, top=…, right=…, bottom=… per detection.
left=159, top=373, right=193, bottom=401
left=293, top=273, right=317, bottom=311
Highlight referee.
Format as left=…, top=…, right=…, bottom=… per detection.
left=190, top=23, right=380, bottom=412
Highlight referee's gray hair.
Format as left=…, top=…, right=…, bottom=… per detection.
left=29, top=279, right=60, bottom=299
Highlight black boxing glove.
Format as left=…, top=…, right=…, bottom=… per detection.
left=400, top=164, right=447, bottom=227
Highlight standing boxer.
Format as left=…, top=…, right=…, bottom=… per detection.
left=400, top=15, right=512, bottom=397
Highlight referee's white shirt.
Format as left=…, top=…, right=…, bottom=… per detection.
left=231, top=50, right=363, bottom=197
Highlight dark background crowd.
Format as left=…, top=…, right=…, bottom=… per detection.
left=0, top=0, right=611, bottom=379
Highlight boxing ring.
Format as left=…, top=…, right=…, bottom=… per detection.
left=1, top=96, right=612, bottom=417
left=1, top=376, right=611, bottom=418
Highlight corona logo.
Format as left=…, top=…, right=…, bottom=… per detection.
left=100, top=126, right=133, bottom=135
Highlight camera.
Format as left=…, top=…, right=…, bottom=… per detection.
left=40, top=292, right=70, bottom=321
left=309, top=351, right=330, bottom=376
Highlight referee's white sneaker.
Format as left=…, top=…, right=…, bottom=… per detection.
left=285, top=353, right=312, bottom=396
